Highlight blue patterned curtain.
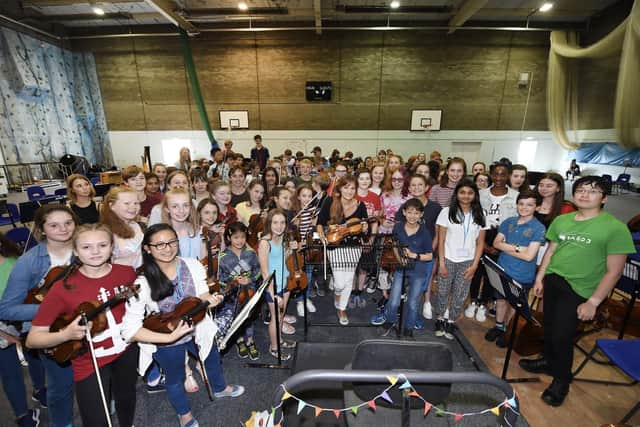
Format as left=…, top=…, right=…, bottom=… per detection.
left=0, top=27, right=113, bottom=167
left=574, top=143, right=640, bottom=167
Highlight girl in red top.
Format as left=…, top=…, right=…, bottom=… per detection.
left=27, top=223, right=138, bottom=427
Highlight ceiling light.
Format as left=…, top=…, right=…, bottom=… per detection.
left=92, top=6, right=105, bottom=15
left=390, top=1, right=400, bottom=9
left=238, top=2, right=248, bottom=11
left=539, top=3, right=553, bottom=12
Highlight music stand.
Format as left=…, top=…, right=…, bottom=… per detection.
left=483, top=255, right=541, bottom=383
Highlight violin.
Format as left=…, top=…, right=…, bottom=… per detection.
left=201, top=226, right=222, bottom=290
left=210, top=272, right=255, bottom=307
left=326, top=217, right=374, bottom=244
left=247, top=208, right=267, bottom=249
left=285, top=230, right=307, bottom=292
left=142, top=296, right=211, bottom=334
left=24, top=265, right=71, bottom=304
left=49, top=284, right=139, bottom=363
left=379, top=235, right=398, bottom=272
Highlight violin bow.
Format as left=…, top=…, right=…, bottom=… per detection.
left=192, top=339, right=214, bottom=401
left=82, top=313, right=113, bottom=427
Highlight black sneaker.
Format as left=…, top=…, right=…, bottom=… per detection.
left=247, top=343, right=260, bottom=360
left=17, top=409, right=40, bottom=427
left=495, top=333, right=508, bottom=348
left=434, top=319, right=445, bottom=337
left=484, top=326, right=505, bottom=342
left=541, top=379, right=569, bottom=407
left=31, top=388, right=47, bottom=408
left=443, top=322, right=455, bottom=340
left=519, top=357, right=551, bottom=374
left=263, top=311, right=271, bottom=325
left=236, top=341, right=249, bottom=359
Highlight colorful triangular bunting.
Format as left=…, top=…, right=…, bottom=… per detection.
left=314, top=407, right=322, bottom=417
left=424, top=402, right=432, bottom=416
left=490, top=406, right=500, bottom=416
left=386, top=376, right=398, bottom=385
left=367, top=400, right=377, bottom=411
left=399, top=380, right=412, bottom=389
left=281, top=392, right=292, bottom=401
left=380, top=391, right=393, bottom=404
left=333, top=409, right=341, bottom=419
left=454, top=413, right=463, bottom=422
left=351, top=406, right=359, bottom=415
left=296, top=400, right=306, bottom=415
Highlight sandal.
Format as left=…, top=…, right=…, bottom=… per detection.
left=269, top=348, right=291, bottom=360
left=280, top=339, right=296, bottom=349
left=184, top=373, right=199, bottom=393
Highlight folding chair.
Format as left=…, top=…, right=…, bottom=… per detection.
left=573, top=339, right=639, bottom=424
left=26, top=185, right=47, bottom=201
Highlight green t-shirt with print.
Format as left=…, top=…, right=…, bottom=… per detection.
left=546, top=211, right=635, bottom=298
left=0, top=257, right=17, bottom=298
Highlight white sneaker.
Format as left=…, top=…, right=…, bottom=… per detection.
left=283, top=314, right=297, bottom=324
left=296, top=301, right=305, bottom=317
left=464, top=302, right=477, bottom=318
left=306, top=299, right=317, bottom=313
left=475, top=305, right=487, bottom=322
left=422, top=301, right=433, bottom=319
left=444, top=308, right=450, bottom=320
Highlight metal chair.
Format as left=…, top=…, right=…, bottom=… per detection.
left=26, top=185, right=47, bottom=201
left=6, top=226, right=36, bottom=253
left=0, top=201, right=19, bottom=228
left=54, top=188, right=67, bottom=197
left=613, top=173, right=631, bottom=194
left=573, top=339, right=639, bottom=424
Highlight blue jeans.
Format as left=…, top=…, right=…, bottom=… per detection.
left=0, top=345, right=29, bottom=418
left=385, top=263, right=434, bottom=329
left=40, top=352, right=74, bottom=427
left=153, top=340, right=227, bottom=416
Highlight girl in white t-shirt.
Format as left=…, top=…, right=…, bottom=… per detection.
left=434, top=180, right=487, bottom=340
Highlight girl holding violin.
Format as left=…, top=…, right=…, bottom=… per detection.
left=236, top=180, right=266, bottom=227
left=292, top=184, right=318, bottom=317
left=217, top=222, right=261, bottom=360
left=121, top=224, right=245, bottom=427
left=26, top=224, right=138, bottom=427
left=211, top=181, right=238, bottom=225
left=258, top=209, right=297, bottom=359
left=197, top=198, right=225, bottom=251
left=101, top=186, right=144, bottom=269
left=161, top=188, right=204, bottom=260
left=317, top=176, right=368, bottom=326
left=0, top=233, right=41, bottom=427
left=0, top=204, right=79, bottom=427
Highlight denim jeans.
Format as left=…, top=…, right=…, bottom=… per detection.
left=385, top=262, right=434, bottom=329
left=0, top=345, right=28, bottom=418
left=153, top=340, right=227, bottom=416
left=40, top=352, right=74, bottom=427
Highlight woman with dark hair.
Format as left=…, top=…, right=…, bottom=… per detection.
left=317, top=176, right=368, bottom=326
left=0, top=233, right=41, bottom=426
left=429, top=158, right=467, bottom=208
left=235, top=180, right=266, bottom=227
left=534, top=172, right=576, bottom=228
left=261, top=167, right=280, bottom=202
left=122, top=224, right=244, bottom=427
left=228, top=166, right=249, bottom=207
left=0, top=204, right=80, bottom=427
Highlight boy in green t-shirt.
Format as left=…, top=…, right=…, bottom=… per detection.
left=519, top=176, right=635, bottom=407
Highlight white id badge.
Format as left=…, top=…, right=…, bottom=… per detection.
left=456, top=248, right=472, bottom=258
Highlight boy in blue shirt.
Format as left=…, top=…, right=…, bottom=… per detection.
left=484, top=189, right=546, bottom=347
left=371, top=198, right=434, bottom=336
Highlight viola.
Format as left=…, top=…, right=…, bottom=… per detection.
left=285, top=230, right=307, bottom=292
left=379, top=236, right=398, bottom=272
left=24, top=265, right=71, bottom=304
left=49, top=284, right=139, bottom=364
left=142, top=296, right=211, bottom=334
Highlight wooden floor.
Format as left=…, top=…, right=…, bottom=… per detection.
left=457, top=316, right=639, bottom=427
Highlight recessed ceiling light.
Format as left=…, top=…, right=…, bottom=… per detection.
left=238, top=2, right=248, bottom=11
left=390, top=1, right=400, bottom=9
left=539, top=2, right=553, bottom=12
left=92, top=6, right=105, bottom=15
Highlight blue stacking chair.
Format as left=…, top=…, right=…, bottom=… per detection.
left=0, top=201, right=19, bottom=228
left=573, top=339, right=639, bottom=423
left=26, top=185, right=47, bottom=201
left=6, top=226, right=37, bottom=253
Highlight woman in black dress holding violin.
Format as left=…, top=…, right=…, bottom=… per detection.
left=317, top=176, right=368, bottom=326
left=121, top=223, right=244, bottom=427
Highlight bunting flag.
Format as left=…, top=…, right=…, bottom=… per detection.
left=424, top=402, right=432, bottom=416
left=249, top=374, right=515, bottom=426
left=399, top=380, right=412, bottom=389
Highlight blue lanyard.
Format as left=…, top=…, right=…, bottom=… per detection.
left=462, top=212, right=472, bottom=248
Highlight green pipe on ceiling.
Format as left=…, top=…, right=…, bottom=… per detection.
left=179, top=29, right=219, bottom=150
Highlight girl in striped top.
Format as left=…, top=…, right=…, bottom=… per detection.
left=428, top=157, right=467, bottom=208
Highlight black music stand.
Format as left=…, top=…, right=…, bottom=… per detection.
left=302, top=236, right=413, bottom=333
left=483, top=255, right=541, bottom=383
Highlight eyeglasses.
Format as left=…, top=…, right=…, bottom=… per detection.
left=574, top=188, right=604, bottom=196
left=391, top=178, right=404, bottom=182
left=148, top=239, right=179, bottom=250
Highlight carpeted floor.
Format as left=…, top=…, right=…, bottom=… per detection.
left=1, top=286, right=529, bottom=427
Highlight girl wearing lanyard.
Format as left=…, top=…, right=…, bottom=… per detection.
left=434, top=180, right=487, bottom=340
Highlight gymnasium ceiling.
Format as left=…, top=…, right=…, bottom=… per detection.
left=0, top=0, right=627, bottom=38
